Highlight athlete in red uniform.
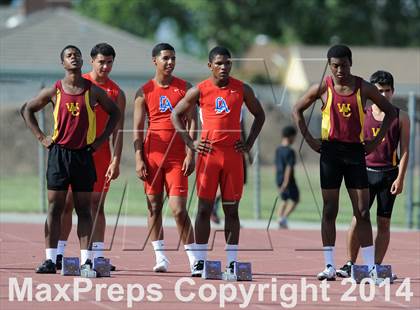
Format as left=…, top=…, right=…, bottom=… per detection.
left=172, top=46, right=265, bottom=276
left=337, top=70, right=410, bottom=278
left=21, top=45, right=120, bottom=273
left=55, top=43, right=126, bottom=270
left=293, top=45, right=396, bottom=281
left=133, top=43, right=196, bottom=273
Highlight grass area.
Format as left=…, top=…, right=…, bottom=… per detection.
left=0, top=165, right=416, bottom=228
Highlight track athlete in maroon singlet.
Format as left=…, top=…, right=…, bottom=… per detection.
left=337, top=71, right=410, bottom=278
left=21, top=45, right=120, bottom=274
left=293, top=45, right=396, bottom=281
left=57, top=43, right=126, bottom=271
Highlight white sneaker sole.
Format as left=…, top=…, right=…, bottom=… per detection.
left=153, top=262, right=168, bottom=273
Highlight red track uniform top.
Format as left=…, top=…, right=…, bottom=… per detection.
left=197, top=77, right=244, bottom=146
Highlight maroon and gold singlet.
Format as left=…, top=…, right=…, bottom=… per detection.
left=51, top=79, right=96, bottom=149
left=321, top=76, right=365, bottom=143
left=364, top=106, right=400, bottom=167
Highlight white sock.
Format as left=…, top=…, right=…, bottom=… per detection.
left=184, top=243, right=196, bottom=267
left=92, top=242, right=104, bottom=259
left=194, top=243, right=208, bottom=262
left=80, top=249, right=90, bottom=264
left=57, top=240, right=67, bottom=256
left=361, top=245, right=375, bottom=270
left=323, top=246, right=335, bottom=268
left=225, top=244, right=238, bottom=266
left=152, top=240, right=166, bottom=263
left=46, top=248, right=57, bottom=264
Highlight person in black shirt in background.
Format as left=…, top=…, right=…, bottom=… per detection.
left=275, top=126, right=299, bottom=229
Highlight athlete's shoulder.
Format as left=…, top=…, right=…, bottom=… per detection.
left=229, top=76, right=244, bottom=86
left=141, top=79, right=154, bottom=93
left=197, top=78, right=212, bottom=89
left=82, top=72, right=91, bottom=80
left=106, top=78, right=120, bottom=91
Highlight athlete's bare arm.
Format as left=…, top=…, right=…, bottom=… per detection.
left=171, top=86, right=211, bottom=154
left=133, top=88, right=148, bottom=180
left=391, top=111, right=410, bottom=194
left=293, top=82, right=327, bottom=153
left=181, top=82, right=197, bottom=176
left=236, top=83, right=265, bottom=152
left=106, top=89, right=126, bottom=181
left=91, top=84, right=121, bottom=151
left=363, top=82, right=397, bottom=154
left=22, top=86, right=56, bottom=148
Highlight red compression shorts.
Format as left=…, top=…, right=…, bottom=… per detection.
left=143, top=130, right=188, bottom=197
left=196, top=145, right=244, bottom=201
left=92, top=142, right=111, bottom=193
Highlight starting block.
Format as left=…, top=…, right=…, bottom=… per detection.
left=93, top=257, right=111, bottom=277
left=351, top=265, right=369, bottom=283
left=202, top=261, right=222, bottom=280
left=222, top=262, right=253, bottom=281
left=61, top=257, right=80, bottom=276
left=376, top=265, right=393, bottom=283
left=234, top=262, right=253, bottom=281
left=81, top=265, right=97, bottom=278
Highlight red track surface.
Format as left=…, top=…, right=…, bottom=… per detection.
left=1, top=223, right=419, bottom=309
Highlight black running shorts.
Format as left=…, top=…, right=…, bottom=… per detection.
left=280, top=183, right=300, bottom=202
left=367, top=167, right=398, bottom=218
left=46, top=144, right=97, bottom=192
left=320, top=141, right=368, bottom=189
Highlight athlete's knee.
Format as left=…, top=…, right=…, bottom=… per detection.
left=74, top=206, right=92, bottom=220
left=322, top=204, right=338, bottom=222
left=223, top=204, right=239, bottom=220
left=48, top=202, right=64, bottom=220
left=357, top=208, right=371, bottom=222
left=196, top=205, right=212, bottom=219
left=172, top=207, right=188, bottom=222
left=148, top=204, right=163, bottom=217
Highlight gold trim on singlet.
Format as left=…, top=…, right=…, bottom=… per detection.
left=392, top=150, right=397, bottom=166
left=356, top=88, right=365, bottom=142
left=321, top=87, right=333, bottom=140
left=51, top=88, right=61, bottom=142
left=85, top=90, right=96, bottom=145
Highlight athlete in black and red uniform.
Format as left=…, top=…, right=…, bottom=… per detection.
left=293, top=45, right=396, bottom=281
left=337, top=70, right=410, bottom=278
left=21, top=45, right=120, bottom=273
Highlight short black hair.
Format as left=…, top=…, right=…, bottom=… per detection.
left=370, top=70, right=394, bottom=91
left=208, top=46, right=231, bottom=62
left=60, top=45, right=81, bottom=62
left=327, top=44, right=352, bottom=65
left=91, top=43, right=116, bottom=59
left=152, top=43, right=175, bottom=57
left=282, top=125, right=297, bottom=138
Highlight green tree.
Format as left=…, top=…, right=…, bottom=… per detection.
left=76, top=0, right=420, bottom=57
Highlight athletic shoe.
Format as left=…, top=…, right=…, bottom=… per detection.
left=226, top=261, right=236, bottom=274
left=81, top=259, right=93, bottom=269
left=336, top=261, right=353, bottom=278
left=191, top=260, right=204, bottom=277
left=369, top=265, right=380, bottom=284
left=110, top=264, right=116, bottom=271
left=317, top=264, right=336, bottom=281
left=279, top=218, right=288, bottom=229
left=392, top=273, right=397, bottom=281
left=153, top=258, right=169, bottom=272
left=56, top=254, right=63, bottom=270
left=35, top=259, right=56, bottom=274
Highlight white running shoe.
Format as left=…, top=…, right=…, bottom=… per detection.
left=317, top=264, right=336, bottom=281
left=153, top=258, right=169, bottom=272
